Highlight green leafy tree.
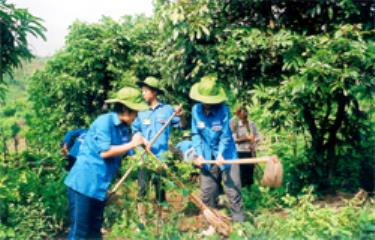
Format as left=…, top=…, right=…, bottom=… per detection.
left=28, top=0, right=374, bottom=193
left=251, top=25, right=374, bottom=192
left=0, top=100, right=29, bottom=159
left=0, top=0, right=46, bottom=101
left=154, top=0, right=374, bottom=192
left=28, top=16, right=158, bottom=149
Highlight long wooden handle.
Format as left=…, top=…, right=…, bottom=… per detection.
left=144, top=148, right=208, bottom=210
left=109, top=108, right=179, bottom=196
left=197, top=156, right=278, bottom=165
left=145, top=148, right=233, bottom=236
left=108, top=165, right=135, bottom=196
left=148, top=108, right=179, bottom=147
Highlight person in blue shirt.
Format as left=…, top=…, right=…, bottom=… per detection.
left=61, top=129, right=87, bottom=171
left=189, top=74, right=245, bottom=231
left=132, top=76, right=183, bottom=223
left=64, top=86, right=148, bottom=239
left=175, top=131, right=195, bottom=161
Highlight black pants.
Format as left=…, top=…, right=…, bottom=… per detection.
left=238, top=151, right=255, bottom=188
left=137, top=168, right=166, bottom=203
left=65, top=155, right=76, bottom=171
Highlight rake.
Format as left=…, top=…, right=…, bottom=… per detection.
left=197, top=156, right=283, bottom=187
left=108, top=109, right=179, bottom=198
left=145, top=149, right=233, bottom=236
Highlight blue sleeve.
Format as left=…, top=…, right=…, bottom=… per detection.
left=92, top=118, right=111, bottom=154
left=63, top=129, right=83, bottom=144
left=172, top=116, right=181, bottom=127
left=63, top=131, right=74, bottom=144
left=167, top=105, right=180, bottom=127
left=176, top=142, right=183, bottom=151
left=132, top=115, right=142, bottom=134
left=191, top=106, right=203, bottom=157
left=187, top=141, right=193, bottom=149
left=217, top=105, right=232, bottom=158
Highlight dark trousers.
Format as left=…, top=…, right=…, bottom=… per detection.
left=65, top=155, right=76, bottom=171
left=67, top=188, right=105, bottom=240
left=238, top=151, right=255, bottom=188
left=138, top=168, right=166, bottom=203
left=200, top=165, right=245, bottom=222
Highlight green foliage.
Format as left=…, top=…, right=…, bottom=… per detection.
left=245, top=188, right=375, bottom=240
left=248, top=25, right=374, bottom=192
left=226, top=187, right=375, bottom=240
left=3, top=57, right=45, bottom=102
left=0, top=99, right=30, bottom=157
left=107, top=202, right=191, bottom=239
left=28, top=16, right=160, bottom=149
left=105, top=184, right=375, bottom=240
left=2, top=0, right=373, bottom=238
left=153, top=0, right=375, bottom=193
left=0, top=0, right=46, bottom=101
left=242, top=185, right=283, bottom=213
left=27, top=2, right=374, bottom=193
left=0, top=152, right=67, bottom=239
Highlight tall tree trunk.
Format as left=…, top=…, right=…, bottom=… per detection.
left=13, top=136, right=19, bottom=154
left=303, top=104, right=325, bottom=182
left=325, top=94, right=347, bottom=185
left=2, top=134, right=8, bottom=162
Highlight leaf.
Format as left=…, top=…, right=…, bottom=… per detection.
left=182, top=188, right=189, bottom=197
left=201, top=25, right=210, bottom=36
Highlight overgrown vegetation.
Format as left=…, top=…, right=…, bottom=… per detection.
left=0, top=0, right=374, bottom=238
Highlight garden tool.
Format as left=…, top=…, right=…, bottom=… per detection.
left=137, top=202, right=147, bottom=225
left=108, top=106, right=180, bottom=198
left=196, top=156, right=283, bottom=187
left=145, top=148, right=232, bottom=237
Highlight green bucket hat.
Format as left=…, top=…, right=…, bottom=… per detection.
left=189, top=75, right=227, bottom=104
left=105, top=86, right=148, bottom=112
left=136, top=76, right=164, bottom=94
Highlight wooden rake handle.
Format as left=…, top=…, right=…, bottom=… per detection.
left=144, top=149, right=217, bottom=211
left=144, top=148, right=233, bottom=235
left=108, top=107, right=180, bottom=196
left=196, top=155, right=279, bottom=165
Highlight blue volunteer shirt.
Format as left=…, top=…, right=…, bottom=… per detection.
left=68, top=131, right=87, bottom=158
left=191, top=103, right=237, bottom=170
left=64, top=112, right=132, bottom=201
left=132, top=102, right=180, bottom=160
left=63, top=129, right=87, bottom=148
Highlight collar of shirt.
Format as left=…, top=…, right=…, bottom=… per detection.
left=111, top=112, right=122, bottom=126
left=197, top=103, right=221, bottom=116
left=149, top=101, right=164, bottom=111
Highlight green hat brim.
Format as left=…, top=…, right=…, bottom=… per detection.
left=105, top=99, right=148, bottom=112
left=189, top=83, right=227, bottom=104
left=136, top=81, right=164, bottom=94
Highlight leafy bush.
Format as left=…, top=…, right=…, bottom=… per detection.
left=1, top=0, right=374, bottom=238
left=0, top=152, right=67, bottom=239
left=230, top=188, right=375, bottom=240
